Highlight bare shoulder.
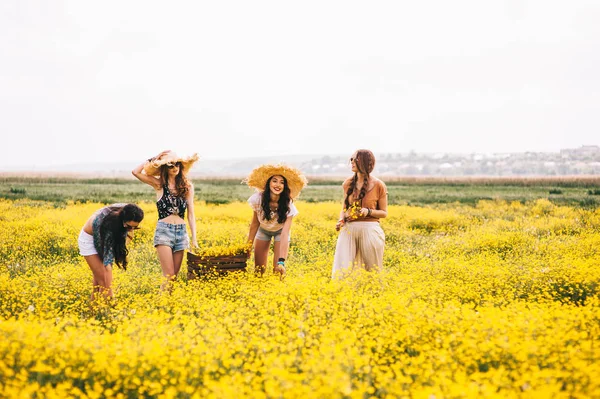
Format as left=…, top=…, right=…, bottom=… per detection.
left=152, top=178, right=164, bottom=190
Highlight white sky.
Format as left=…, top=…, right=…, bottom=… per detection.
left=1, top=0, right=599, bottom=168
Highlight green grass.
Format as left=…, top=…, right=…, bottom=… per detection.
left=0, top=176, right=599, bottom=208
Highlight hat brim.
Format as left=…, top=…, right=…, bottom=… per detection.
left=244, top=164, right=308, bottom=199
left=143, top=152, right=199, bottom=177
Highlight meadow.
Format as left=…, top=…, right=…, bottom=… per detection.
left=1, top=178, right=600, bottom=398
left=2, top=176, right=600, bottom=207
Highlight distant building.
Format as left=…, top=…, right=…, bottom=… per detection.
left=560, top=145, right=600, bottom=157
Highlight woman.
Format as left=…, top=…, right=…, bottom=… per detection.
left=132, top=150, right=199, bottom=287
left=332, top=149, right=387, bottom=278
left=244, top=164, right=307, bottom=279
left=78, top=203, right=144, bottom=301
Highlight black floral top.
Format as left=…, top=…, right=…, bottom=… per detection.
left=157, top=185, right=187, bottom=219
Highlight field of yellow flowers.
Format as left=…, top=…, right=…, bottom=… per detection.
left=1, top=198, right=599, bottom=398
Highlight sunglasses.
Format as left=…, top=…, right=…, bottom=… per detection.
left=166, top=163, right=180, bottom=169
left=124, top=222, right=140, bottom=231
left=350, top=157, right=357, bottom=163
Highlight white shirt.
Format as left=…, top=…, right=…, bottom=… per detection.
left=248, top=192, right=299, bottom=232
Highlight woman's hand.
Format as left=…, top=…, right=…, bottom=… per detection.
left=335, top=218, right=345, bottom=231
left=274, top=262, right=286, bottom=281
left=149, top=150, right=171, bottom=162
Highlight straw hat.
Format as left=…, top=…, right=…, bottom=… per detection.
left=143, top=151, right=199, bottom=177
left=244, top=163, right=308, bottom=199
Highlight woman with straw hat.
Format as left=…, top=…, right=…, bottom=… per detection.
left=244, top=164, right=308, bottom=279
left=132, top=150, right=199, bottom=288
left=332, top=149, right=387, bottom=278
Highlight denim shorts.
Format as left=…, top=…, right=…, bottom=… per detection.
left=255, top=227, right=289, bottom=242
left=153, top=221, right=189, bottom=252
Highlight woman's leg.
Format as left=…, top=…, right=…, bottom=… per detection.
left=254, top=238, right=270, bottom=275
left=359, top=224, right=385, bottom=272
left=171, top=227, right=188, bottom=277
left=84, top=254, right=113, bottom=301
left=332, top=224, right=357, bottom=279
left=156, top=245, right=175, bottom=290
left=172, top=250, right=185, bottom=276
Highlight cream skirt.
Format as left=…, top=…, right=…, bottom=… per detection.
left=332, top=222, right=385, bottom=278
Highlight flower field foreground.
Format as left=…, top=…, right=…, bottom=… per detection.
left=1, top=199, right=599, bottom=398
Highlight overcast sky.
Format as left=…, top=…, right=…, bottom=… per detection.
left=1, top=0, right=599, bottom=169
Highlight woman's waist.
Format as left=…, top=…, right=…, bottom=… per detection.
left=157, top=217, right=187, bottom=227
left=258, top=226, right=283, bottom=234
left=345, top=219, right=380, bottom=224
left=259, top=221, right=285, bottom=232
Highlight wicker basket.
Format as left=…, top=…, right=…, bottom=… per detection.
left=187, top=252, right=248, bottom=279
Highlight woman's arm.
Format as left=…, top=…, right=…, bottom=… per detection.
left=374, top=192, right=388, bottom=219
left=247, top=212, right=260, bottom=256
left=248, top=212, right=260, bottom=242
left=131, top=150, right=170, bottom=189
left=132, top=163, right=161, bottom=189
left=359, top=182, right=388, bottom=219
left=360, top=198, right=388, bottom=219
left=336, top=184, right=348, bottom=231
left=102, top=235, right=115, bottom=268
left=278, top=216, right=294, bottom=259
left=187, top=184, right=198, bottom=248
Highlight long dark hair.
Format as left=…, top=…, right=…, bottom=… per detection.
left=99, top=204, right=144, bottom=270
left=261, top=175, right=291, bottom=224
left=160, top=162, right=190, bottom=197
left=344, top=149, right=376, bottom=210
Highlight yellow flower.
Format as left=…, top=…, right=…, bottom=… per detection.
left=0, top=198, right=599, bottom=397
left=345, top=201, right=362, bottom=220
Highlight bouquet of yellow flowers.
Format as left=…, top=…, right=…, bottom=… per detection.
left=345, top=201, right=362, bottom=220
left=336, top=201, right=362, bottom=232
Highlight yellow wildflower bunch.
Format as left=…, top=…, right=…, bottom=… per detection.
left=192, top=242, right=252, bottom=258
left=345, top=200, right=362, bottom=220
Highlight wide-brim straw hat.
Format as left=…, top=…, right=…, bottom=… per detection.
left=244, top=163, right=308, bottom=199
left=143, top=151, right=199, bottom=177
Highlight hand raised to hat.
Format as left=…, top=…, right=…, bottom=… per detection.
left=155, top=150, right=171, bottom=160
left=146, top=150, right=171, bottom=163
